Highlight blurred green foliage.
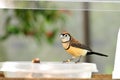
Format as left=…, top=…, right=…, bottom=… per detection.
left=0, top=9, right=69, bottom=44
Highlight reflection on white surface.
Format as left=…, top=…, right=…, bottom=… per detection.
left=0, top=62, right=98, bottom=78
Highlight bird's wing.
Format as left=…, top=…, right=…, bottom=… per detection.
left=70, top=42, right=92, bottom=51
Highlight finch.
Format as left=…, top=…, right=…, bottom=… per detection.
left=60, top=32, right=108, bottom=63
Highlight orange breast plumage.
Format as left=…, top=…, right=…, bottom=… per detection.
left=66, top=46, right=88, bottom=57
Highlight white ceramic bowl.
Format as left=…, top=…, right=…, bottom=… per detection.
left=0, top=62, right=98, bottom=78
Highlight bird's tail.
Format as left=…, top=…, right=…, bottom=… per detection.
left=87, top=52, right=108, bottom=57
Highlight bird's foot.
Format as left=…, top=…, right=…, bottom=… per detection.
left=63, top=59, right=71, bottom=63
left=63, top=57, right=75, bottom=63
left=75, top=56, right=81, bottom=63
left=75, top=60, right=80, bottom=63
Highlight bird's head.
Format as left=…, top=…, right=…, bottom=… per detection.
left=60, top=32, right=71, bottom=43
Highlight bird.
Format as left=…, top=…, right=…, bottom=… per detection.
left=60, top=32, right=108, bottom=63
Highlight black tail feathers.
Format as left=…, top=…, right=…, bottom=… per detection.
left=87, top=52, right=108, bottom=57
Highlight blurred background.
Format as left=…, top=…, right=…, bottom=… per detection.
left=0, top=0, right=120, bottom=74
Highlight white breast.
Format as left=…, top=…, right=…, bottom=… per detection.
left=62, top=42, right=70, bottom=50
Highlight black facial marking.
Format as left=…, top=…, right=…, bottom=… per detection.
left=65, top=34, right=67, bottom=37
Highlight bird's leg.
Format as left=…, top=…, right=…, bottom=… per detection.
left=75, top=56, right=81, bottom=63
left=63, top=56, right=75, bottom=63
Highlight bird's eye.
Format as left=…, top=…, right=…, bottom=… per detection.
left=65, top=34, right=67, bottom=37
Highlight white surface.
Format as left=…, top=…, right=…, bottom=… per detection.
left=112, top=28, right=120, bottom=79
left=0, top=62, right=98, bottom=78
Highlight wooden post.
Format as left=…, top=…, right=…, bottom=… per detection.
left=83, top=2, right=91, bottom=62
